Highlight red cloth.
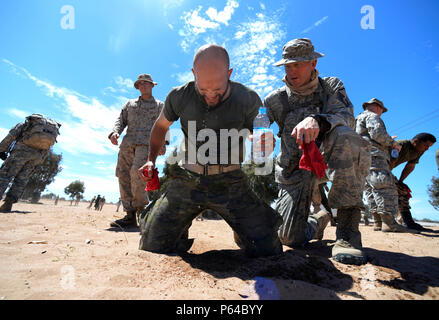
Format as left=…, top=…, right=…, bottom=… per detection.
left=299, top=141, right=328, bottom=179
left=144, top=168, right=160, bottom=191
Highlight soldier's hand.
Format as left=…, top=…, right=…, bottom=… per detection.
left=292, top=117, right=320, bottom=145
left=0, top=152, right=7, bottom=160
left=110, top=133, right=119, bottom=145
left=138, top=161, right=155, bottom=182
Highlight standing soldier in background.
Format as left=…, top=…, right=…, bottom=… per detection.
left=264, top=38, right=370, bottom=265
left=389, top=133, right=436, bottom=231
left=0, top=114, right=61, bottom=212
left=87, top=196, right=96, bottom=209
left=109, top=74, right=167, bottom=228
left=355, top=98, right=418, bottom=233
left=94, top=194, right=101, bottom=211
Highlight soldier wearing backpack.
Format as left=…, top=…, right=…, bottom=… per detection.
left=0, top=114, right=61, bottom=212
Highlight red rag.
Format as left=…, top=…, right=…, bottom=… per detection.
left=144, top=168, right=160, bottom=191
left=299, top=141, right=328, bottom=179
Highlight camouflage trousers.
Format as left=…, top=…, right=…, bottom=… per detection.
left=0, top=142, right=47, bottom=202
left=364, top=157, right=398, bottom=216
left=394, top=176, right=411, bottom=212
left=277, top=126, right=370, bottom=247
left=138, top=165, right=283, bottom=257
left=116, top=144, right=149, bottom=212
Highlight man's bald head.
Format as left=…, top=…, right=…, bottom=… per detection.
left=193, top=44, right=230, bottom=70
left=192, top=44, right=233, bottom=107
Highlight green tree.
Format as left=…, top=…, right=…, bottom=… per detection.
left=64, top=180, right=85, bottom=202
left=21, top=150, right=63, bottom=203
left=428, top=175, right=439, bottom=211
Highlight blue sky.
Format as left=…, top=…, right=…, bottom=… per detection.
left=1, top=0, right=438, bottom=220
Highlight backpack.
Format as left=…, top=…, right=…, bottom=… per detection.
left=21, top=114, right=61, bottom=150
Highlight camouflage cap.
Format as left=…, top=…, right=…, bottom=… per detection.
left=134, top=74, right=158, bottom=89
left=273, top=38, right=324, bottom=66
left=362, top=98, right=388, bottom=113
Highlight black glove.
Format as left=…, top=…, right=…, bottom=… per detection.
left=0, top=152, right=7, bottom=161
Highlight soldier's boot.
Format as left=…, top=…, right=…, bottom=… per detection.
left=310, top=210, right=330, bottom=240
left=363, top=213, right=370, bottom=226
left=399, top=210, right=431, bottom=232
left=110, top=210, right=137, bottom=228
left=372, top=212, right=382, bottom=231
left=0, top=198, right=14, bottom=213
left=380, top=214, right=419, bottom=234
left=332, top=207, right=367, bottom=265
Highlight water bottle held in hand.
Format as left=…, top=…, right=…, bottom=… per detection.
left=391, top=148, right=399, bottom=159
left=253, top=107, right=272, bottom=164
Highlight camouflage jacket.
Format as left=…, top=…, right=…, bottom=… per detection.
left=0, top=122, right=26, bottom=153
left=355, top=110, right=393, bottom=161
left=110, top=96, right=163, bottom=147
left=264, top=77, right=355, bottom=183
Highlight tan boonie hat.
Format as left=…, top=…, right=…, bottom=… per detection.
left=273, top=38, right=324, bottom=66
left=134, top=74, right=157, bottom=89
left=362, top=98, right=388, bottom=113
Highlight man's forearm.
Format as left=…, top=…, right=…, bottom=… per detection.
left=148, top=125, right=168, bottom=164
left=399, top=163, right=415, bottom=182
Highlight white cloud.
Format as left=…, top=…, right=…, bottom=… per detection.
left=174, top=70, right=194, bottom=84
left=8, top=108, right=28, bottom=119
left=178, top=1, right=239, bottom=52
left=3, top=59, right=121, bottom=156
left=231, top=12, right=286, bottom=97
left=206, top=0, right=239, bottom=25
left=0, top=127, right=9, bottom=138
left=114, top=76, right=134, bottom=90
left=302, top=16, right=328, bottom=34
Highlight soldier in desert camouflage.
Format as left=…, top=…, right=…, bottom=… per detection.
left=264, top=38, right=371, bottom=265
left=0, top=114, right=61, bottom=212
left=356, top=98, right=418, bottom=234
left=108, top=74, right=167, bottom=228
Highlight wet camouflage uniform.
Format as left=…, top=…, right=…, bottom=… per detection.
left=110, top=96, right=163, bottom=213
left=355, top=110, right=398, bottom=217
left=391, top=139, right=423, bottom=214
left=138, top=81, right=283, bottom=257
left=265, top=77, right=370, bottom=247
left=0, top=123, right=49, bottom=203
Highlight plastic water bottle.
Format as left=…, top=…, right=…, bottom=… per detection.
left=253, top=107, right=272, bottom=164
left=391, top=148, right=399, bottom=159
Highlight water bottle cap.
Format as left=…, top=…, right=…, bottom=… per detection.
left=259, top=107, right=266, bottom=114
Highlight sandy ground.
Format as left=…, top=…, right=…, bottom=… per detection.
left=1, top=199, right=439, bottom=300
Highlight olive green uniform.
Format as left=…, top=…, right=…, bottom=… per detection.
left=138, top=81, right=283, bottom=257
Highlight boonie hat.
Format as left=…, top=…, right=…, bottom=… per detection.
left=362, top=98, right=388, bottom=113
left=134, top=74, right=158, bottom=89
left=273, top=38, right=324, bottom=66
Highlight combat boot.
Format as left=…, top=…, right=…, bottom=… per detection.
left=110, top=210, right=137, bottom=228
left=0, top=198, right=14, bottom=213
left=332, top=207, right=366, bottom=265
left=400, top=210, right=431, bottom=232
left=380, top=214, right=419, bottom=234
left=310, top=210, right=330, bottom=240
left=372, top=212, right=382, bottom=231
